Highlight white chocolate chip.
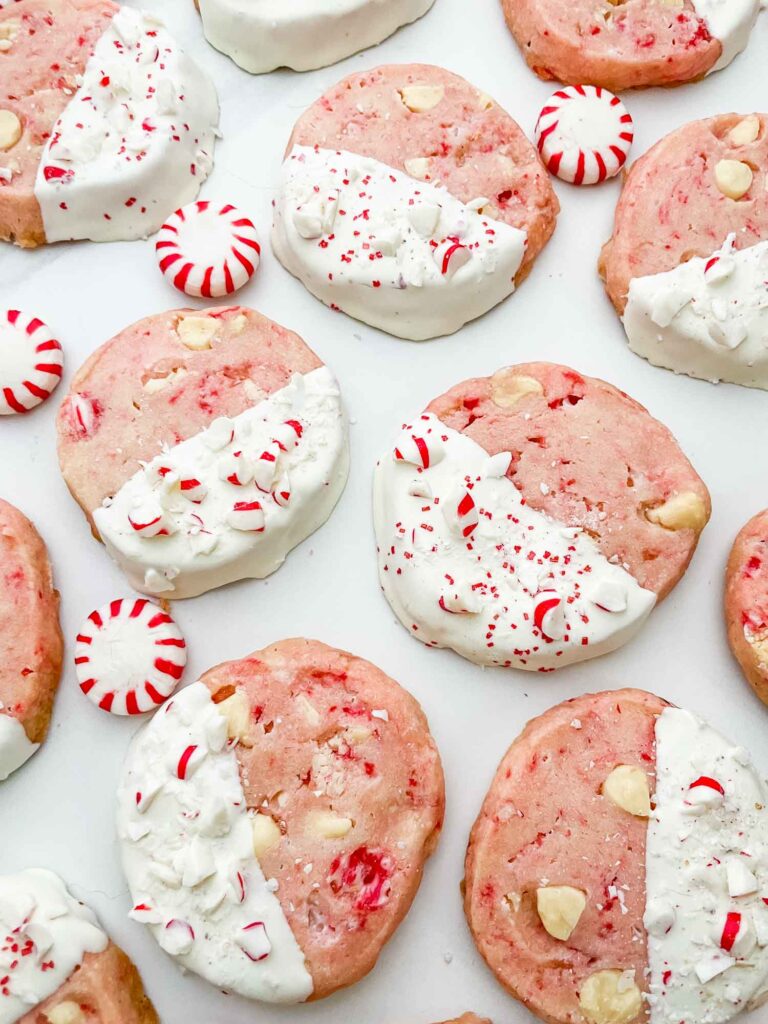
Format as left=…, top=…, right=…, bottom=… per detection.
left=404, top=157, right=431, bottom=180
left=536, top=885, right=587, bottom=941
left=0, top=109, right=21, bottom=151
left=216, top=689, right=252, bottom=745
left=728, top=115, right=760, bottom=147
left=229, top=314, right=248, bottom=335
left=579, top=970, right=643, bottom=1024
left=399, top=84, right=445, bottom=113
left=142, top=367, right=188, bottom=394
left=0, top=19, right=20, bottom=42
left=45, top=1004, right=86, bottom=1024
left=602, top=765, right=651, bottom=817
left=309, top=811, right=353, bottom=839
left=491, top=370, right=544, bottom=408
left=477, top=92, right=494, bottom=110
left=296, top=694, right=321, bottom=727
left=345, top=725, right=371, bottom=745
left=176, top=315, right=218, bottom=350
left=714, top=159, right=753, bottom=200
left=251, top=814, right=281, bottom=858
left=645, top=492, right=707, bottom=532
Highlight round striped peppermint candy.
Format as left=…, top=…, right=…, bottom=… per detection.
left=0, top=309, right=63, bottom=415
left=155, top=201, right=261, bottom=298
left=535, top=85, right=634, bottom=186
left=75, top=598, right=187, bottom=715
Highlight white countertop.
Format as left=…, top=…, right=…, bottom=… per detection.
left=1, top=1, right=767, bottom=1021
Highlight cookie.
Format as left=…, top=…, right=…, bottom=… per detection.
left=435, top=1017, right=491, bottom=1024
left=272, top=64, right=558, bottom=340
left=56, top=306, right=349, bottom=599
left=600, top=114, right=768, bottom=389
left=499, top=0, right=760, bottom=91
left=464, top=689, right=768, bottom=1024
left=116, top=639, right=445, bottom=1003
left=1, top=868, right=158, bottom=1024
left=0, top=498, right=63, bottom=782
left=0, top=1, right=218, bottom=248
left=374, top=363, right=709, bottom=671
left=725, top=509, right=768, bottom=706
left=196, top=0, right=435, bottom=74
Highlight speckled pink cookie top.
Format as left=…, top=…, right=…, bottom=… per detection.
left=288, top=63, right=558, bottom=280
left=500, top=0, right=720, bottom=92
left=465, top=689, right=666, bottom=1024
left=0, top=0, right=117, bottom=246
left=0, top=497, right=62, bottom=748
left=725, top=509, right=768, bottom=706
left=427, top=362, right=710, bottom=599
left=601, top=113, right=768, bottom=312
left=56, top=306, right=321, bottom=528
left=202, top=638, right=445, bottom=1000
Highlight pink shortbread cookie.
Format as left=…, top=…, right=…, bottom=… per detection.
left=464, top=690, right=768, bottom=1024
left=56, top=306, right=348, bottom=599
left=287, top=63, right=558, bottom=283
left=499, top=0, right=723, bottom=91
left=725, top=509, right=768, bottom=706
left=201, top=639, right=445, bottom=1000
left=600, top=113, right=768, bottom=314
left=0, top=497, right=63, bottom=780
left=0, top=0, right=116, bottom=247
left=427, top=363, right=709, bottom=599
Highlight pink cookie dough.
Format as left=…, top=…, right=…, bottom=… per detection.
left=202, top=638, right=445, bottom=1000
left=725, top=508, right=768, bottom=706
left=288, top=63, right=558, bottom=283
left=0, top=0, right=117, bottom=247
left=428, top=362, right=710, bottom=599
left=600, top=113, right=768, bottom=314
left=18, top=943, right=159, bottom=1024
left=0, top=497, right=63, bottom=773
left=56, top=306, right=321, bottom=534
left=436, top=1017, right=491, bottom=1024
left=464, top=689, right=667, bottom=1024
left=500, top=0, right=722, bottom=92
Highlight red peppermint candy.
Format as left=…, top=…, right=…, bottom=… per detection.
left=434, top=237, right=471, bottom=277
left=535, top=85, right=634, bottom=186
left=75, top=597, right=186, bottom=715
left=156, top=201, right=261, bottom=298
left=533, top=590, right=566, bottom=642
left=0, top=309, right=64, bottom=415
left=394, top=431, right=444, bottom=469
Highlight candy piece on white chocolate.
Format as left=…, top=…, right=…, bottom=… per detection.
left=74, top=597, right=186, bottom=715
left=535, top=85, right=633, bottom=185
left=156, top=201, right=261, bottom=299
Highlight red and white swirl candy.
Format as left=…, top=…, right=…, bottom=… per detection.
left=0, top=309, right=64, bottom=415
left=534, top=590, right=566, bottom=641
left=394, top=432, right=444, bottom=469
left=535, top=85, right=634, bottom=186
left=75, top=598, right=187, bottom=715
left=155, top=201, right=261, bottom=298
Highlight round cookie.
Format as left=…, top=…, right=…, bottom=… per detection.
left=499, top=0, right=760, bottom=91
left=116, top=639, right=445, bottom=1003
left=2, top=869, right=158, bottom=1024
left=196, top=0, right=435, bottom=74
left=464, top=689, right=768, bottom=1024
left=601, top=113, right=768, bottom=389
left=725, top=509, right=768, bottom=706
left=56, top=306, right=349, bottom=599
left=374, top=362, right=709, bottom=671
left=272, top=64, right=558, bottom=340
left=0, top=498, right=63, bottom=782
left=0, top=1, right=217, bottom=248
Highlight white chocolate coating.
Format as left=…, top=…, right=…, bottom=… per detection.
left=35, top=7, right=219, bottom=243
left=0, top=869, right=108, bottom=1024
left=647, top=707, right=768, bottom=1022
left=93, top=367, right=348, bottom=600
left=0, top=712, right=38, bottom=782
left=197, top=0, right=435, bottom=74
left=373, top=414, right=656, bottom=671
left=692, top=0, right=760, bottom=71
left=623, top=238, right=768, bottom=390
left=117, top=683, right=313, bottom=1004
left=272, top=146, right=527, bottom=341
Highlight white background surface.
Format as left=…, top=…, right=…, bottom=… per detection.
left=1, top=1, right=767, bottom=1021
